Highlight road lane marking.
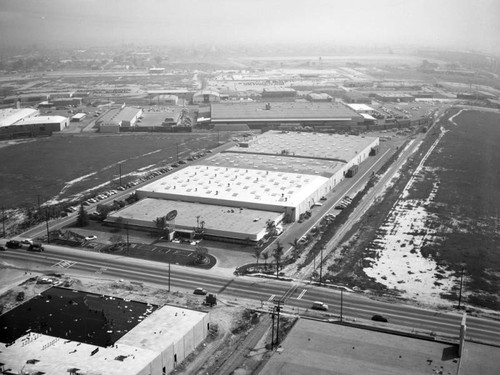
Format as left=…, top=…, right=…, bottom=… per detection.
left=297, top=289, right=307, bottom=300
left=268, top=294, right=275, bottom=302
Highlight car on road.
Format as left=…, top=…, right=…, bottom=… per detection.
left=0, top=245, right=6, bottom=251
left=6, top=240, right=22, bottom=249
left=28, top=243, right=44, bottom=252
left=311, top=301, right=328, bottom=311
left=193, top=288, right=208, bottom=295
left=84, top=235, right=97, bottom=241
left=371, top=314, right=388, bottom=322
left=21, top=239, right=34, bottom=245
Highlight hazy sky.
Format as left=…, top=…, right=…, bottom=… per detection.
left=0, top=0, right=499, bottom=54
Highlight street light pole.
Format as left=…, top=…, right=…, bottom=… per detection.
left=45, top=207, right=50, bottom=244
left=458, top=265, right=465, bottom=309
left=176, top=143, right=179, bottom=162
left=119, top=163, right=122, bottom=187
left=1, top=206, right=5, bottom=238
left=319, top=246, right=324, bottom=285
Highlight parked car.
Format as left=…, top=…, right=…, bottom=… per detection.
left=0, top=245, right=6, bottom=251
left=193, top=288, right=208, bottom=295
left=21, top=239, right=33, bottom=245
left=28, top=243, right=44, bottom=252
left=84, top=235, right=97, bottom=241
left=178, top=160, right=187, bottom=164
left=371, top=314, right=388, bottom=322
left=311, top=301, right=328, bottom=311
left=6, top=240, right=22, bottom=249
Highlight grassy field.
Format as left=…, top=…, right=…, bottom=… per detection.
left=0, top=132, right=230, bottom=209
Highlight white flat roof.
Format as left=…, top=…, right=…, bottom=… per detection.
left=206, top=152, right=344, bottom=178
left=138, top=165, right=328, bottom=208
left=226, top=131, right=379, bottom=163
left=109, top=198, right=282, bottom=237
left=0, top=108, right=38, bottom=127
left=347, top=103, right=375, bottom=112
left=18, top=115, right=67, bottom=124
left=0, top=305, right=206, bottom=375
left=118, top=305, right=206, bottom=352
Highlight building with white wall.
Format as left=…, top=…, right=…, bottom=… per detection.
left=129, top=131, right=378, bottom=239
left=0, top=304, right=209, bottom=375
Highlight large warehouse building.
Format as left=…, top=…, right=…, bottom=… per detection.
left=110, top=131, right=378, bottom=243
left=0, top=289, right=209, bottom=375
left=210, top=102, right=364, bottom=130
left=0, top=108, right=68, bottom=139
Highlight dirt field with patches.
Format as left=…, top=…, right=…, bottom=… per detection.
left=0, top=131, right=225, bottom=208
left=324, top=108, right=500, bottom=310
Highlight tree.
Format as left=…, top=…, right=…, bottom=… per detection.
left=96, top=204, right=112, bottom=221
left=273, top=241, right=284, bottom=278
left=266, top=219, right=277, bottom=237
left=154, top=216, right=167, bottom=236
left=76, top=204, right=89, bottom=227
left=254, top=248, right=261, bottom=264
left=262, top=252, right=269, bottom=269
left=194, top=246, right=208, bottom=264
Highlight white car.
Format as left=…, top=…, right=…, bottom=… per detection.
left=21, top=239, right=33, bottom=245
left=84, top=235, right=97, bottom=241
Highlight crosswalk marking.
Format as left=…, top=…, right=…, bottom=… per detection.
left=53, top=260, right=76, bottom=269
left=268, top=294, right=275, bottom=302
left=297, top=289, right=307, bottom=300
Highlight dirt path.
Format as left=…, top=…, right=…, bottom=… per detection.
left=211, top=314, right=272, bottom=375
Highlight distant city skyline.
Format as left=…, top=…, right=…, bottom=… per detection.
left=0, top=0, right=499, bottom=55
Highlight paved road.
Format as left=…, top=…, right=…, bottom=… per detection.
left=2, top=247, right=500, bottom=347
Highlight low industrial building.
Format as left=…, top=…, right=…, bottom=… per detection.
left=0, top=288, right=209, bottom=375
left=0, top=108, right=67, bottom=139
left=306, top=93, right=333, bottom=102
left=374, top=92, right=415, bottom=102
left=210, top=102, right=364, bottom=130
left=261, top=87, right=297, bottom=101
left=192, top=90, right=221, bottom=105
left=108, top=198, right=283, bottom=242
left=97, top=106, right=143, bottom=133
left=342, top=91, right=372, bottom=104
left=123, top=131, right=378, bottom=241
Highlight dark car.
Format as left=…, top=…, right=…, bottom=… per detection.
left=28, top=243, right=44, bottom=252
left=193, top=288, right=208, bottom=295
left=0, top=245, right=6, bottom=251
left=6, top=240, right=22, bottom=249
left=371, top=314, right=388, bottom=322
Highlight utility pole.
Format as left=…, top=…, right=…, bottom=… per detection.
left=270, top=306, right=275, bottom=348
left=1, top=206, right=5, bottom=237
left=168, top=262, right=171, bottom=292
left=458, top=265, right=465, bottom=309
left=126, top=222, right=130, bottom=255
left=319, top=246, right=324, bottom=285
left=275, top=299, right=282, bottom=347
left=119, top=163, right=122, bottom=187
left=340, top=289, right=343, bottom=322
left=176, top=143, right=179, bottom=162
left=45, top=207, right=50, bottom=244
